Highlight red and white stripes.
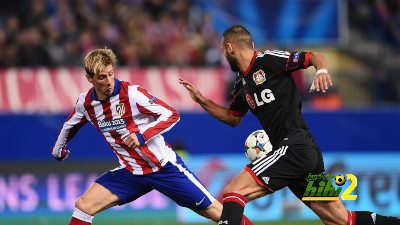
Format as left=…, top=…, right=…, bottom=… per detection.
left=222, top=193, right=247, bottom=208
left=347, top=211, right=356, bottom=225
left=52, top=80, right=180, bottom=175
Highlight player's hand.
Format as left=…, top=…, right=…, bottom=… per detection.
left=179, top=78, right=205, bottom=103
left=64, top=150, right=70, bottom=159
left=309, top=72, right=333, bottom=93
left=124, top=133, right=140, bottom=149
left=55, top=150, right=70, bottom=161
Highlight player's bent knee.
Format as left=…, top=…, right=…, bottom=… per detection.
left=75, top=196, right=96, bottom=216
left=222, top=182, right=237, bottom=194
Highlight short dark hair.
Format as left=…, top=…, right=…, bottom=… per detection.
left=222, top=25, right=253, bottom=49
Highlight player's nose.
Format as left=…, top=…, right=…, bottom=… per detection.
left=106, top=76, right=113, bottom=85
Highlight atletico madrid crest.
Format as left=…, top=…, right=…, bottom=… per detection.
left=116, top=103, right=125, bottom=117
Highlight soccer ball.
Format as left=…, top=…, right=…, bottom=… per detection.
left=244, top=130, right=273, bottom=162
left=335, top=175, right=346, bottom=186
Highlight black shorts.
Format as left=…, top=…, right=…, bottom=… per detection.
left=245, top=144, right=325, bottom=200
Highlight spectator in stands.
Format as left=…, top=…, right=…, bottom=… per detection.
left=0, top=0, right=221, bottom=67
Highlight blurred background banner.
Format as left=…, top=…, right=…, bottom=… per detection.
left=0, top=68, right=226, bottom=113
left=1, top=153, right=400, bottom=224
left=177, top=153, right=400, bottom=223
left=0, top=111, right=400, bottom=161
left=0, top=0, right=400, bottom=224
left=196, top=0, right=346, bottom=46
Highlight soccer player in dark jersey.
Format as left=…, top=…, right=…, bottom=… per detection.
left=51, top=48, right=253, bottom=225
left=179, top=25, right=400, bottom=225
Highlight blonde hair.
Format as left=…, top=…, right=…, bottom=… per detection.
left=84, top=48, right=117, bottom=77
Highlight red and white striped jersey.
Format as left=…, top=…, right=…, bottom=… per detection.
left=51, top=79, right=180, bottom=175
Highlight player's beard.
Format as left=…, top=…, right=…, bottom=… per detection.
left=226, top=54, right=240, bottom=72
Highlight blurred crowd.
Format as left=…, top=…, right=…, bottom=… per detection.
left=349, top=0, right=400, bottom=50
left=348, top=0, right=400, bottom=103
left=0, top=0, right=398, bottom=104
left=0, top=0, right=222, bottom=67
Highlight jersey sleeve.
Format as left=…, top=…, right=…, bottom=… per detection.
left=228, top=79, right=248, bottom=117
left=51, top=95, right=88, bottom=160
left=262, top=50, right=311, bottom=74
left=131, top=86, right=180, bottom=142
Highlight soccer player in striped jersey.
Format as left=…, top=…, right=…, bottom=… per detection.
left=180, top=25, right=400, bottom=225
left=51, top=48, right=252, bottom=225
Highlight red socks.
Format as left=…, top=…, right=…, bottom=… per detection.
left=347, top=210, right=356, bottom=225
left=223, top=192, right=247, bottom=207
left=69, top=207, right=93, bottom=225
left=242, top=215, right=253, bottom=225
left=69, top=217, right=91, bottom=225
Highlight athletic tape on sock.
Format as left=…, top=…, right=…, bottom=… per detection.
left=72, top=207, right=94, bottom=223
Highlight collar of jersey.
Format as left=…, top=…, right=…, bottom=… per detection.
left=243, top=51, right=259, bottom=76
left=90, top=78, right=121, bottom=102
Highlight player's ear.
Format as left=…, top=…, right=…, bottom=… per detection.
left=252, top=42, right=255, bottom=50
left=86, top=74, right=93, bottom=84
left=227, top=43, right=234, bottom=54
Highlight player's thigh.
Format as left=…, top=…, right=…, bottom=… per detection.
left=76, top=182, right=122, bottom=215
left=223, top=168, right=270, bottom=202
left=244, top=144, right=324, bottom=203
left=149, top=158, right=215, bottom=213
left=81, top=167, right=152, bottom=215
left=286, top=144, right=325, bottom=200
left=309, top=200, right=347, bottom=225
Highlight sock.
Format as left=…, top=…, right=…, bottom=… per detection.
left=69, top=207, right=94, bottom=225
left=219, top=193, right=247, bottom=225
left=350, top=211, right=400, bottom=225
left=347, top=210, right=356, bottom=225
left=241, top=215, right=253, bottom=225
left=69, top=217, right=91, bottom=225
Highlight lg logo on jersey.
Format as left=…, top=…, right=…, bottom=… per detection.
left=246, top=89, right=275, bottom=110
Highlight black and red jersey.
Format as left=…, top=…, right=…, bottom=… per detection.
left=229, top=50, right=316, bottom=147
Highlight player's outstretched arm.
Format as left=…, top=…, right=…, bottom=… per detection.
left=51, top=96, right=88, bottom=161
left=309, top=52, right=333, bottom=93
left=179, top=78, right=242, bottom=127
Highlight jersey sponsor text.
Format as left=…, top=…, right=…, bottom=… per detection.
left=254, top=89, right=275, bottom=106
left=98, top=118, right=127, bottom=132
